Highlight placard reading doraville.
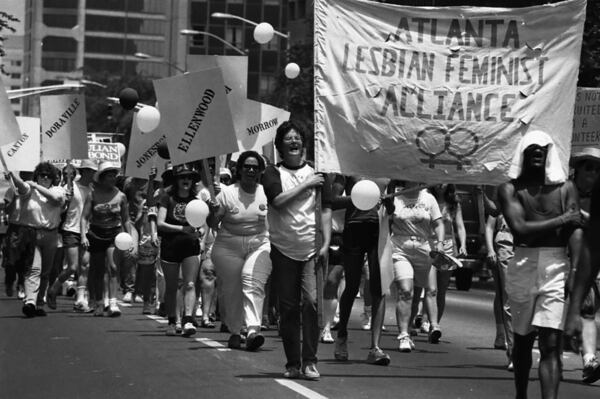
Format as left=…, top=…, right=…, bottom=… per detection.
left=41, top=94, right=88, bottom=161
left=314, top=0, right=586, bottom=184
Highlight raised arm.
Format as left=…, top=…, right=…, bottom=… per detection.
left=454, top=203, right=468, bottom=256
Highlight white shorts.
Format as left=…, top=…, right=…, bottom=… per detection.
left=391, top=236, right=432, bottom=288
left=506, top=247, right=569, bottom=336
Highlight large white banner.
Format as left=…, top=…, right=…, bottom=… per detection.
left=0, top=117, right=40, bottom=172
left=40, top=94, right=88, bottom=161
left=315, top=0, right=586, bottom=184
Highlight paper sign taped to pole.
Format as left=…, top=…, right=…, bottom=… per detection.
left=0, top=80, right=21, bottom=146
left=125, top=117, right=168, bottom=180
left=314, top=0, right=586, bottom=184
left=572, top=87, right=600, bottom=153
left=0, top=117, right=41, bottom=172
left=238, top=100, right=290, bottom=152
left=153, top=69, right=238, bottom=166
left=41, top=94, right=88, bottom=161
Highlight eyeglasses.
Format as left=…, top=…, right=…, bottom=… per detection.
left=282, top=136, right=303, bottom=144
left=242, top=164, right=259, bottom=171
left=39, top=173, right=52, bottom=179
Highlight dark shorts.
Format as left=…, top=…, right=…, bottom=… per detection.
left=328, top=232, right=344, bottom=266
left=87, top=226, right=121, bottom=253
left=160, top=233, right=200, bottom=263
left=581, top=280, right=600, bottom=320
left=2, top=224, right=35, bottom=271
left=61, top=230, right=81, bottom=248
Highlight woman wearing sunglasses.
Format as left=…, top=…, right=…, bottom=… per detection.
left=209, top=151, right=271, bottom=350
left=157, top=164, right=204, bottom=337
left=8, top=162, right=66, bottom=317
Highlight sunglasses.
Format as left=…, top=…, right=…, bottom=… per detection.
left=242, top=164, right=260, bottom=171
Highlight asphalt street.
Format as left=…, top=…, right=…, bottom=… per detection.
left=1, top=284, right=598, bottom=399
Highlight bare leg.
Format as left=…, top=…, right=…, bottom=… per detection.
left=513, top=331, right=536, bottom=399
left=538, top=328, right=562, bottom=399
left=395, top=278, right=413, bottom=335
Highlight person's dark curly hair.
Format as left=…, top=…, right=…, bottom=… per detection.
left=235, top=150, right=266, bottom=180
left=274, top=121, right=304, bottom=156
left=33, top=162, right=60, bottom=186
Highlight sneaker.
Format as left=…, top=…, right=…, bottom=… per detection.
left=35, top=307, right=47, bottom=317
left=283, top=367, right=301, bottom=379
left=134, top=295, right=143, bottom=304
left=420, top=321, right=431, bottom=334
left=303, top=363, right=320, bottom=380
left=46, top=289, right=57, bottom=310
left=583, top=357, right=600, bottom=384
left=228, top=334, right=242, bottom=349
left=142, top=302, right=153, bottom=315
left=17, top=286, right=25, bottom=299
left=361, top=312, right=371, bottom=330
left=507, top=361, right=514, bottom=372
left=245, top=332, right=265, bottom=351
left=122, top=292, right=133, bottom=303
left=108, top=303, right=121, bottom=317
left=182, top=322, right=197, bottom=337
left=165, top=323, right=178, bottom=336
left=366, top=347, right=391, bottom=366
left=195, top=304, right=203, bottom=318
left=22, top=303, right=36, bottom=318
left=201, top=319, right=216, bottom=329
left=334, top=335, right=349, bottom=361
left=428, top=326, right=442, bottom=344
left=320, top=328, right=334, bottom=344
left=398, top=334, right=415, bottom=352
left=74, top=302, right=92, bottom=313
left=414, top=314, right=423, bottom=329
left=175, top=322, right=182, bottom=334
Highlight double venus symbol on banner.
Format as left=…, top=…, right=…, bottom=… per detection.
left=415, top=126, right=480, bottom=171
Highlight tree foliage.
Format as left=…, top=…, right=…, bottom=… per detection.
left=0, top=11, right=19, bottom=76
left=579, top=0, right=600, bottom=87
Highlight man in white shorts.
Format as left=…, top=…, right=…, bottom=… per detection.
left=498, top=131, right=584, bottom=399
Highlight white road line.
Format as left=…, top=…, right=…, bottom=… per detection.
left=274, top=379, right=328, bottom=399
left=194, top=337, right=231, bottom=351
left=146, top=315, right=168, bottom=324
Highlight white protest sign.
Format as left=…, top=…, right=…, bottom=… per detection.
left=0, top=80, right=21, bottom=146
left=41, top=94, right=88, bottom=161
left=238, top=99, right=290, bottom=151
left=572, top=87, right=600, bottom=153
left=88, top=142, right=121, bottom=165
left=125, top=117, right=167, bottom=180
left=314, top=0, right=586, bottom=184
left=0, top=117, right=41, bottom=172
left=188, top=55, right=251, bottom=147
left=153, top=69, right=238, bottom=166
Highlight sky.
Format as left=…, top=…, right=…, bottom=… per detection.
left=1, top=0, right=25, bottom=36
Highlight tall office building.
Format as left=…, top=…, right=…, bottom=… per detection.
left=2, top=0, right=25, bottom=116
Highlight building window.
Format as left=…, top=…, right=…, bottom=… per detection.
left=42, top=36, right=78, bottom=53
left=10, top=60, right=22, bottom=67
left=191, top=25, right=206, bottom=47
left=259, top=75, right=277, bottom=94
left=10, top=73, right=21, bottom=79
left=11, top=98, right=20, bottom=104
left=10, top=86, right=20, bottom=90
left=42, top=57, right=76, bottom=72
left=225, top=26, right=243, bottom=50
left=43, top=12, right=78, bottom=28
left=44, top=0, right=78, bottom=9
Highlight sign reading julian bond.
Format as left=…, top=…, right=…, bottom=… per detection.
left=314, top=0, right=586, bottom=184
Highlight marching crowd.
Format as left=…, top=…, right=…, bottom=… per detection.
left=2, top=122, right=600, bottom=398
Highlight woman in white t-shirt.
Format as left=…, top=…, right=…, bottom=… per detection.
left=383, top=180, right=444, bottom=352
left=209, top=151, right=271, bottom=351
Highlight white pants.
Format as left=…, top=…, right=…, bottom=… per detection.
left=212, top=232, right=272, bottom=333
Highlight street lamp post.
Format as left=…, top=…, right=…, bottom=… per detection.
left=211, top=12, right=289, bottom=39
left=133, top=52, right=187, bottom=74
left=179, top=29, right=247, bottom=56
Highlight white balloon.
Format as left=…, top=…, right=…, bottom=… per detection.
left=116, top=142, right=127, bottom=157
left=350, top=180, right=380, bottom=211
left=285, top=63, right=300, bottom=79
left=185, top=199, right=209, bottom=228
left=114, top=232, right=134, bottom=250
left=253, top=22, right=274, bottom=44
left=136, top=106, right=161, bottom=133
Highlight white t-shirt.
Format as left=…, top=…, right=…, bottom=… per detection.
left=216, top=183, right=268, bottom=237
left=61, top=182, right=90, bottom=233
left=19, top=184, right=66, bottom=229
left=391, top=189, right=441, bottom=239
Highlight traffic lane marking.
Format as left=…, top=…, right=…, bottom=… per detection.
left=275, top=379, right=329, bottom=399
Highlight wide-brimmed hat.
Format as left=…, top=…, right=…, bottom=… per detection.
left=570, top=147, right=600, bottom=166
left=94, top=161, right=121, bottom=182
left=173, top=164, right=200, bottom=180
left=78, top=159, right=98, bottom=171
